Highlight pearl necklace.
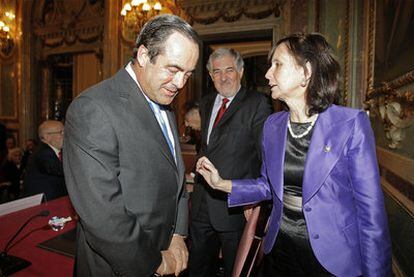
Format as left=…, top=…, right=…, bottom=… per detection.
left=287, top=114, right=319, bottom=139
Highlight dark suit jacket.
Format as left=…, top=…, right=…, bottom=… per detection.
left=191, top=87, right=272, bottom=231
left=2, top=160, right=23, bottom=196
left=63, top=68, right=187, bottom=276
left=24, top=142, right=66, bottom=201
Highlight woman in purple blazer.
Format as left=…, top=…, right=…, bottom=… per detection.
left=196, top=33, right=391, bottom=276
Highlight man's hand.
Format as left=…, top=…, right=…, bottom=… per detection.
left=168, top=234, right=188, bottom=276
left=156, top=250, right=176, bottom=276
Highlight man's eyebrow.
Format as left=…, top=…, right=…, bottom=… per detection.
left=168, top=64, right=195, bottom=73
left=213, top=66, right=235, bottom=71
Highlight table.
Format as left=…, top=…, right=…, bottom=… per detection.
left=0, top=196, right=76, bottom=276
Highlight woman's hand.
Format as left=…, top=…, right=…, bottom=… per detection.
left=196, top=157, right=232, bottom=193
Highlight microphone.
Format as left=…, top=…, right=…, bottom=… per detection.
left=0, top=210, right=50, bottom=276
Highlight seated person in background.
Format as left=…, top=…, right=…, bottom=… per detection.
left=24, top=120, right=67, bottom=201
left=184, top=102, right=201, bottom=152
left=183, top=103, right=202, bottom=191
left=21, top=138, right=38, bottom=171
left=0, top=122, right=6, bottom=171
left=2, top=147, right=24, bottom=201
left=0, top=121, right=6, bottom=158
left=5, top=136, right=16, bottom=152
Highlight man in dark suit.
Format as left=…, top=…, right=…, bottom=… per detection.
left=189, top=48, right=273, bottom=277
left=63, top=15, right=200, bottom=276
left=24, top=120, right=66, bottom=201
left=21, top=138, right=38, bottom=171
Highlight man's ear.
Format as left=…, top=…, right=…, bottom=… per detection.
left=239, top=67, right=244, bottom=79
left=136, top=45, right=149, bottom=67
left=208, top=71, right=214, bottom=81
left=42, top=134, right=50, bottom=144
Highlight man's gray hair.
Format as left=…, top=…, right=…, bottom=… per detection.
left=206, top=48, right=244, bottom=73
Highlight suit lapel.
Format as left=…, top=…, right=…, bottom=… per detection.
left=115, top=69, right=177, bottom=170
left=302, top=106, right=354, bottom=204
left=166, top=109, right=184, bottom=189
left=202, top=93, right=215, bottom=142
left=266, top=112, right=288, bottom=202
left=207, top=88, right=247, bottom=147
left=214, top=87, right=247, bottom=129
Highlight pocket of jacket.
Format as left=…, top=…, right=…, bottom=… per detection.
left=343, top=222, right=359, bottom=247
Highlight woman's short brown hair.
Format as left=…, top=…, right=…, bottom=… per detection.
left=269, top=33, right=341, bottom=115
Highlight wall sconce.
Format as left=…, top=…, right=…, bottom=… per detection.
left=120, top=0, right=180, bottom=43
left=0, top=8, right=15, bottom=57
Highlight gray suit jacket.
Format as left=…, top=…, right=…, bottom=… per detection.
left=63, top=68, right=187, bottom=276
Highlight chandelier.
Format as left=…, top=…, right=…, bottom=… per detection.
left=120, top=0, right=181, bottom=43
left=121, top=0, right=163, bottom=33
left=0, top=6, right=15, bottom=57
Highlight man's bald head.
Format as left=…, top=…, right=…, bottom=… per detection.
left=38, top=120, right=64, bottom=150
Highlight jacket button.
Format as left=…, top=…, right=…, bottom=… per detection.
left=313, top=234, right=319, bottom=239
left=304, top=207, right=312, bottom=212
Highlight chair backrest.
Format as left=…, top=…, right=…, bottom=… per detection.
left=0, top=193, right=44, bottom=216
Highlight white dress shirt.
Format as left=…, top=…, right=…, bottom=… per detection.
left=125, top=63, right=176, bottom=160
left=206, top=93, right=236, bottom=145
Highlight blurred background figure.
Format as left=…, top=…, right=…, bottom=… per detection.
left=184, top=102, right=201, bottom=152
left=2, top=147, right=24, bottom=201
left=24, top=120, right=66, bottom=201
left=5, top=136, right=16, bottom=152
left=21, top=138, right=38, bottom=171
left=0, top=121, right=6, bottom=163
left=185, top=102, right=201, bottom=132
left=0, top=122, right=9, bottom=203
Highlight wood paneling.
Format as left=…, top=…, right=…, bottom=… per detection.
left=377, top=147, right=414, bottom=186
left=73, top=52, right=102, bottom=97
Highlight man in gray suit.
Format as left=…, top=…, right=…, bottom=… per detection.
left=63, top=15, right=200, bottom=276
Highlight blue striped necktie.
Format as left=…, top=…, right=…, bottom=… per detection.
left=149, top=102, right=175, bottom=160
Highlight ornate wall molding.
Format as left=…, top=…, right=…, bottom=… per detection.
left=209, top=40, right=271, bottom=58
left=366, top=0, right=376, bottom=93
left=366, top=70, right=414, bottom=149
left=33, top=0, right=104, bottom=56
left=177, top=0, right=282, bottom=25
left=364, top=0, right=414, bottom=150
left=176, top=0, right=286, bottom=37
left=342, top=0, right=350, bottom=106
left=368, top=71, right=414, bottom=98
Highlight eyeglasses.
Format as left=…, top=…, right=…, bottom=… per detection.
left=46, top=130, right=64, bottom=135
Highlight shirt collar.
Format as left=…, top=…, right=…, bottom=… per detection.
left=216, top=85, right=240, bottom=102
left=125, top=62, right=152, bottom=103
left=46, top=143, right=60, bottom=157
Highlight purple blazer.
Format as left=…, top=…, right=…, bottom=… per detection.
left=229, top=105, right=392, bottom=276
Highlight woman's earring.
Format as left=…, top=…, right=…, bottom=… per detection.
left=300, top=80, right=307, bottom=87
